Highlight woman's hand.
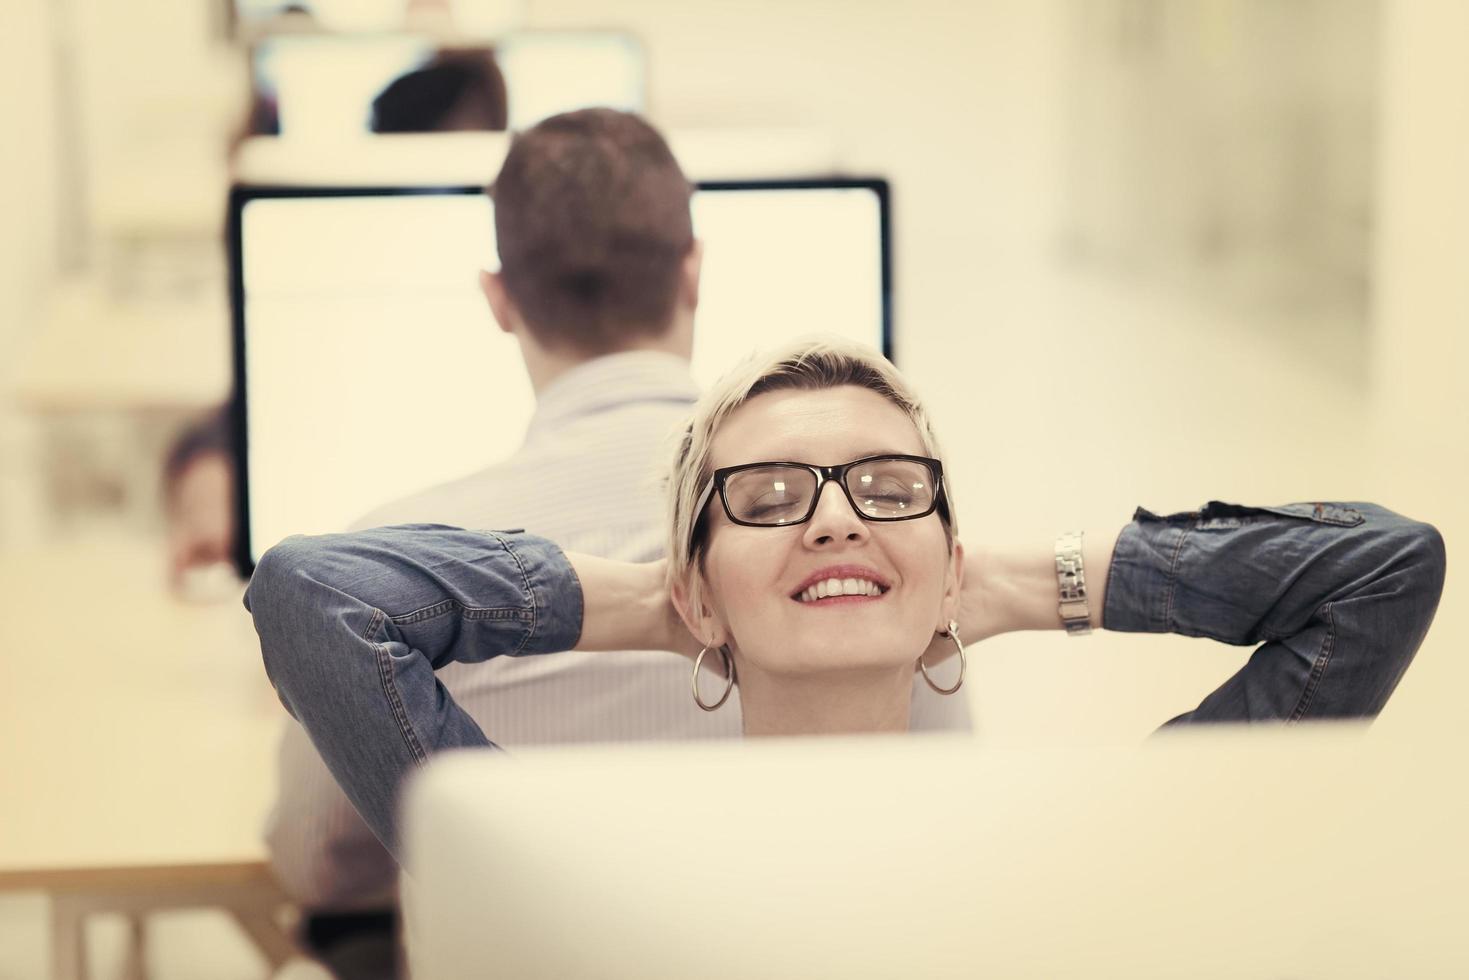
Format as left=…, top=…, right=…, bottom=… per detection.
left=919, top=543, right=1010, bottom=666
left=566, top=553, right=703, bottom=659
left=919, top=528, right=1120, bottom=664
left=646, top=558, right=707, bottom=660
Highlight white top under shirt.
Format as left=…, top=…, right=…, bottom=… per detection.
left=264, top=351, right=971, bottom=909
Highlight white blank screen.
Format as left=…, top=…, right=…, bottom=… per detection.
left=239, top=186, right=887, bottom=560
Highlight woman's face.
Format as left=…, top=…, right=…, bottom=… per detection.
left=683, top=385, right=963, bottom=676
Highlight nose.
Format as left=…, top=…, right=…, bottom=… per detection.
left=802, top=479, right=869, bottom=548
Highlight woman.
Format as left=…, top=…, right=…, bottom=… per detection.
left=246, top=338, right=1445, bottom=860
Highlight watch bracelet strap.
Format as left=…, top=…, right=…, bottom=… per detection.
left=1055, top=530, right=1092, bottom=635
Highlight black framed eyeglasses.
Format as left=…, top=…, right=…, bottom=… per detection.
left=691, top=454, right=947, bottom=551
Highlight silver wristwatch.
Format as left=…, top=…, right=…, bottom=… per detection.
left=1054, top=530, right=1092, bottom=635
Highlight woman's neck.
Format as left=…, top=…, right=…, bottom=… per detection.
left=735, top=661, right=913, bottom=736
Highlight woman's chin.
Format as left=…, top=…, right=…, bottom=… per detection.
left=740, top=644, right=919, bottom=679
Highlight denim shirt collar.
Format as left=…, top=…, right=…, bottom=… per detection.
left=525, top=351, right=699, bottom=442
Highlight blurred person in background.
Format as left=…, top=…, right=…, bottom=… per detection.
left=265, top=108, right=972, bottom=978
left=369, top=48, right=507, bottom=133
left=162, top=407, right=236, bottom=596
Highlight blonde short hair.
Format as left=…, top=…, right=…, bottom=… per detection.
left=666, top=336, right=957, bottom=616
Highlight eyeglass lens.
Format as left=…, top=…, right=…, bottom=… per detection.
left=722, top=458, right=936, bottom=525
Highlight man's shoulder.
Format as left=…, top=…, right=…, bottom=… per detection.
left=347, top=429, right=669, bottom=534
left=349, top=465, right=519, bottom=531
left=349, top=368, right=691, bottom=533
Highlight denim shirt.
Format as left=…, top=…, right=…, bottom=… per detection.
left=244, top=501, right=1445, bottom=860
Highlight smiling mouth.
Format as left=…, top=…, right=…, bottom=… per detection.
left=792, top=578, right=891, bottom=604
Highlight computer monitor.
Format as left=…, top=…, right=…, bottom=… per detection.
left=229, top=179, right=892, bottom=572
left=495, top=31, right=646, bottom=130
left=402, top=730, right=1460, bottom=979
left=250, top=30, right=645, bottom=136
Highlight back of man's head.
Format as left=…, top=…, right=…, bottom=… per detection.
left=491, top=109, right=694, bottom=355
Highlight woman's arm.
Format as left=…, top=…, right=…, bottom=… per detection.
left=247, top=524, right=593, bottom=858
left=564, top=552, right=699, bottom=656
left=944, top=502, right=1446, bottom=724
left=951, top=525, right=1122, bottom=641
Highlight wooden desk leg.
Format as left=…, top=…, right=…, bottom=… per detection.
left=34, top=865, right=301, bottom=978
left=122, top=914, right=147, bottom=980
left=50, top=895, right=87, bottom=980
left=231, top=907, right=298, bottom=970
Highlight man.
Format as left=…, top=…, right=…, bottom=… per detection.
left=265, top=109, right=970, bottom=976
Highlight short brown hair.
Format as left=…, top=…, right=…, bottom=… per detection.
left=490, top=109, right=694, bottom=353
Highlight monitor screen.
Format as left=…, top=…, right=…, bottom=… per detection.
left=494, top=32, right=645, bottom=130
left=251, top=31, right=645, bottom=136
left=230, top=180, right=892, bottom=570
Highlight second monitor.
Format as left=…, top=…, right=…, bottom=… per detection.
left=231, top=179, right=892, bottom=570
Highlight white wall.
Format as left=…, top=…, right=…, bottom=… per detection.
left=524, top=0, right=1069, bottom=336
left=0, top=0, right=59, bottom=548
left=0, top=0, right=58, bottom=334
left=1366, top=0, right=1469, bottom=742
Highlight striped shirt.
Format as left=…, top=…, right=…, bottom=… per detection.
left=264, top=350, right=970, bottom=908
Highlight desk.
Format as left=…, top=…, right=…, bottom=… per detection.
left=0, top=535, right=296, bottom=979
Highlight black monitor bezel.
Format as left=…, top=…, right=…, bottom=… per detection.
left=227, top=178, right=893, bottom=576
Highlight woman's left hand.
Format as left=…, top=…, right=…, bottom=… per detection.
left=920, top=542, right=1005, bottom=665
left=921, top=527, right=1121, bottom=665
left=567, top=553, right=704, bottom=660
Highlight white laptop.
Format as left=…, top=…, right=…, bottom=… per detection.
left=401, top=727, right=1465, bottom=978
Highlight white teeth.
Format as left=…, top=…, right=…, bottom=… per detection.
left=796, top=577, right=886, bottom=602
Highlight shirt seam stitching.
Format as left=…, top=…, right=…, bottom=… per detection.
left=485, top=530, right=537, bottom=655
left=1289, top=600, right=1336, bottom=721
left=1161, top=523, right=1189, bottom=630
left=365, top=612, right=429, bottom=765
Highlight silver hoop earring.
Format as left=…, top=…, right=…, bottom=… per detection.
left=692, top=644, right=736, bottom=711
left=919, top=620, right=965, bottom=696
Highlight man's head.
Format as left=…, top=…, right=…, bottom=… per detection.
left=370, top=49, right=508, bottom=134
left=483, top=109, right=700, bottom=360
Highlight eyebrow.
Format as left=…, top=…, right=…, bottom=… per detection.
left=724, top=447, right=917, bottom=467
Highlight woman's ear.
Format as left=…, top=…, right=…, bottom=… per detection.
left=938, top=538, right=965, bottom=630
left=671, top=572, right=728, bottom=649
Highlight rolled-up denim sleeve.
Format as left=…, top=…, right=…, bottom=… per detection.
left=243, top=524, right=583, bottom=857
left=1103, top=502, right=1446, bottom=724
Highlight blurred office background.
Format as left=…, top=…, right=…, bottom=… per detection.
left=1, top=0, right=1463, bottom=976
